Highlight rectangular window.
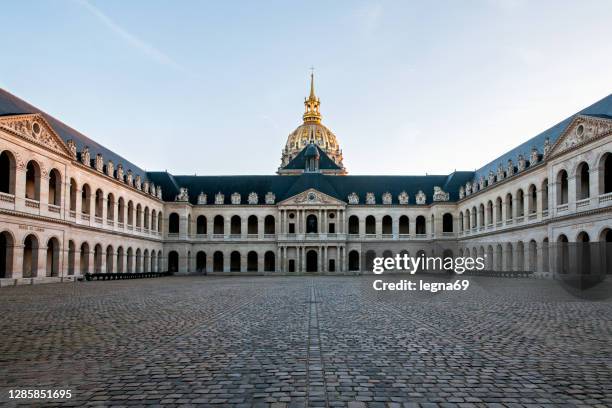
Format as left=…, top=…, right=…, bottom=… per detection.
left=289, top=223, right=295, bottom=234
left=289, top=259, right=295, bottom=272
left=328, top=223, right=335, bottom=233
left=328, top=259, right=335, bottom=272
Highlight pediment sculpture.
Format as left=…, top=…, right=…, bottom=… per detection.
left=175, top=187, right=189, bottom=202
left=248, top=192, right=258, bottom=204
left=415, top=190, right=426, bottom=205
left=382, top=192, right=392, bottom=205
left=347, top=192, right=359, bottom=204
left=231, top=192, right=241, bottom=204
left=265, top=192, right=275, bottom=204
left=215, top=192, right=225, bottom=205
left=432, top=186, right=449, bottom=202
left=366, top=192, right=376, bottom=205
left=398, top=191, right=409, bottom=205
left=198, top=192, right=207, bottom=204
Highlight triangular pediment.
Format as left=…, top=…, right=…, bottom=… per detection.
left=0, top=113, right=73, bottom=158
left=549, top=115, right=612, bottom=158
left=279, top=188, right=346, bottom=206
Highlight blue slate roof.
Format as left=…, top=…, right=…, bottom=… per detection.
left=282, top=143, right=341, bottom=170
left=146, top=171, right=474, bottom=205
left=473, top=93, right=612, bottom=183
left=0, top=88, right=148, bottom=180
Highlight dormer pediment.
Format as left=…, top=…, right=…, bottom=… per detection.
left=0, top=113, right=73, bottom=158
left=549, top=115, right=612, bottom=158
left=279, top=188, right=345, bottom=207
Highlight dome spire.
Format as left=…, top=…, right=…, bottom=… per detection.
left=303, top=68, right=321, bottom=123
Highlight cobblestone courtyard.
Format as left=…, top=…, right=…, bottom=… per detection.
left=0, top=275, right=611, bottom=408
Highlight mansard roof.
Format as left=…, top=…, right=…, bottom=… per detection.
left=282, top=143, right=340, bottom=170
left=146, top=171, right=474, bottom=205
left=0, top=88, right=148, bottom=180
left=473, top=93, right=612, bottom=182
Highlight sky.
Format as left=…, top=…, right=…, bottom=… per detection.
left=1, top=0, right=612, bottom=176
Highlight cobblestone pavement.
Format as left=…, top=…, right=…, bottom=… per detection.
left=0, top=275, right=611, bottom=407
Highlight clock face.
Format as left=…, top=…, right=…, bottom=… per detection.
left=307, top=192, right=317, bottom=202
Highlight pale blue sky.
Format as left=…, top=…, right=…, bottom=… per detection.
left=2, top=0, right=612, bottom=175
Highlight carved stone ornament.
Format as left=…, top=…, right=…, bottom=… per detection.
left=231, top=192, right=241, bottom=204
left=81, top=147, right=90, bottom=166
left=497, top=163, right=505, bottom=181
left=197, top=192, right=207, bottom=204
left=517, top=155, right=526, bottom=172
left=143, top=181, right=149, bottom=193
left=149, top=183, right=155, bottom=195
left=398, top=191, right=409, bottom=205
left=175, top=187, right=189, bottom=202
left=459, top=186, right=465, bottom=199
left=415, top=190, right=426, bottom=205
left=215, top=192, right=225, bottom=205
left=488, top=170, right=495, bottom=186
left=382, top=192, right=392, bottom=205
left=126, top=170, right=133, bottom=186
left=265, top=192, right=275, bottom=204
left=365, top=192, right=376, bottom=205
left=543, top=137, right=551, bottom=157
left=472, top=181, right=478, bottom=193
left=106, top=160, right=114, bottom=177
left=116, top=164, right=124, bottom=181
left=156, top=186, right=162, bottom=199
left=465, top=182, right=472, bottom=196
left=432, top=186, right=449, bottom=202
left=67, top=139, right=77, bottom=159
left=347, top=192, right=359, bottom=204
left=507, top=159, right=515, bottom=177
left=530, top=148, right=539, bottom=166
left=135, top=175, right=142, bottom=190
left=479, top=176, right=486, bottom=190
left=95, top=154, right=104, bottom=172
left=248, top=192, right=258, bottom=204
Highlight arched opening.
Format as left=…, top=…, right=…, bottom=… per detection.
left=264, top=215, right=275, bottom=234
left=599, top=153, right=612, bottom=194
left=214, top=215, right=224, bottom=234
left=599, top=228, right=612, bottom=275
left=0, top=151, right=16, bottom=195
left=348, top=215, right=359, bottom=234
left=459, top=212, right=464, bottom=232
left=169, top=213, right=180, bottom=233
left=542, top=179, right=549, bottom=211
left=135, top=249, right=142, bottom=272
left=213, top=251, right=224, bottom=272
left=117, top=197, right=125, bottom=224
left=46, top=237, right=60, bottom=277
left=157, top=212, right=163, bottom=233
left=67, top=240, right=75, bottom=275
left=116, top=246, right=124, bottom=273
left=486, top=201, right=493, bottom=225
left=465, top=209, right=471, bottom=230
left=528, top=185, right=537, bottom=214
left=365, top=215, right=375, bottom=234
left=576, top=162, right=590, bottom=200
left=94, top=244, right=103, bottom=273
left=505, top=193, right=513, bottom=220
left=416, top=216, right=426, bottom=235
left=542, top=238, right=549, bottom=272
left=126, top=247, right=133, bottom=273
left=516, top=189, right=524, bottom=217
left=247, top=251, right=258, bottom=271
left=528, top=240, right=537, bottom=271
left=557, top=170, right=568, bottom=205
left=48, top=169, right=61, bottom=206
left=168, top=251, right=179, bottom=272
left=95, top=189, right=104, bottom=218
left=516, top=241, right=524, bottom=271
left=471, top=206, right=477, bottom=228
left=306, top=250, right=318, bottom=272
left=197, top=216, right=207, bottom=235
left=556, top=235, right=569, bottom=274
left=495, top=197, right=502, bottom=222
left=398, top=215, right=409, bottom=234
left=150, top=251, right=156, bottom=272
left=486, top=246, right=494, bottom=270
left=478, top=204, right=485, bottom=227
left=348, top=250, right=360, bottom=271
left=382, top=215, right=392, bottom=234
left=306, top=214, right=318, bottom=233
left=127, top=201, right=134, bottom=225
left=69, top=179, right=77, bottom=212
left=25, top=160, right=40, bottom=201
left=365, top=250, right=376, bottom=271
left=248, top=215, right=258, bottom=235
left=0, top=231, right=14, bottom=278
left=23, top=234, right=38, bottom=278
left=144, top=207, right=150, bottom=229
left=230, top=251, right=241, bottom=271
left=106, top=193, right=115, bottom=221
left=151, top=210, right=157, bottom=231
left=81, top=184, right=91, bottom=215
left=442, top=213, right=453, bottom=232
left=231, top=215, right=241, bottom=235
left=576, top=231, right=591, bottom=275
left=495, top=244, right=503, bottom=271
left=135, top=204, right=142, bottom=227
left=264, top=251, right=275, bottom=271
left=106, top=245, right=114, bottom=273
left=80, top=242, right=90, bottom=274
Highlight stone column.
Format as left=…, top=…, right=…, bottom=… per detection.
left=589, top=168, right=599, bottom=205
left=224, top=217, right=230, bottom=238
left=568, top=175, right=577, bottom=212
left=37, top=246, right=47, bottom=278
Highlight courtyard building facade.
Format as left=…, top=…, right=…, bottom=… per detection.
left=1, top=77, right=611, bottom=284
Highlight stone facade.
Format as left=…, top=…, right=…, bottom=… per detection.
left=1, top=92, right=611, bottom=285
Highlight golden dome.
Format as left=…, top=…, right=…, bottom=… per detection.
left=279, top=73, right=346, bottom=172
